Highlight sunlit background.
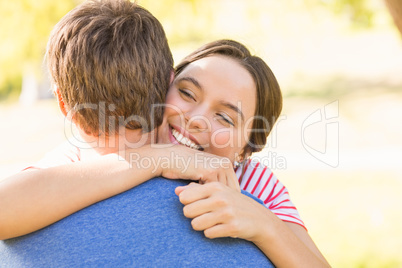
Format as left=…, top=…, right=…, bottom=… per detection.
left=1, top=0, right=402, bottom=267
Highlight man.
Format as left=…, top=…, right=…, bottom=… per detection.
left=0, top=0, right=273, bottom=266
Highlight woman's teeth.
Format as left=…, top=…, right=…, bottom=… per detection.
left=171, top=128, right=202, bottom=150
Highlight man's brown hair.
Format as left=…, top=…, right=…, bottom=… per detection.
left=47, top=0, right=173, bottom=135
left=175, top=39, right=283, bottom=160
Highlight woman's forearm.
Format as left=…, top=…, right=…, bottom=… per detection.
left=0, top=146, right=167, bottom=240
left=251, top=213, right=330, bottom=268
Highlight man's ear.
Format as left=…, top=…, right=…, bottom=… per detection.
left=54, top=87, right=68, bottom=117
left=169, top=70, right=175, bottom=85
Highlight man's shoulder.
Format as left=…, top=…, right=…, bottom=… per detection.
left=23, top=135, right=103, bottom=170
left=1, top=178, right=274, bottom=267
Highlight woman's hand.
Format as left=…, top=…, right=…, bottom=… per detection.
left=175, top=182, right=331, bottom=267
left=156, top=145, right=240, bottom=191
left=120, top=144, right=239, bottom=190
left=175, top=182, right=269, bottom=241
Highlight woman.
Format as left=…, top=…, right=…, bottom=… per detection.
left=158, top=39, right=329, bottom=267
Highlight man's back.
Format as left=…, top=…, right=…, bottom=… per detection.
left=0, top=178, right=273, bottom=267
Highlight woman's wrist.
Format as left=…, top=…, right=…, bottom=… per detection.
left=118, top=145, right=166, bottom=178
left=144, top=145, right=169, bottom=177
left=247, top=206, right=279, bottom=245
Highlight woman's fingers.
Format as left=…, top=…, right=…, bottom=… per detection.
left=179, top=182, right=233, bottom=217
left=183, top=198, right=213, bottom=218
left=190, top=211, right=217, bottom=231
left=198, top=169, right=240, bottom=192
left=177, top=183, right=262, bottom=241
left=192, top=212, right=240, bottom=239
left=216, top=171, right=227, bottom=187
left=177, top=182, right=254, bottom=240
left=174, top=186, right=186, bottom=196
left=177, top=182, right=212, bottom=205
left=204, top=224, right=235, bottom=239
left=226, top=171, right=240, bottom=192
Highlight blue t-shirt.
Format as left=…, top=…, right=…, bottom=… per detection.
left=0, top=177, right=273, bottom=267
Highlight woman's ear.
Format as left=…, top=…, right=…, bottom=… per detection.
left=234, top=151, right=245, bottom=167
left=54, top=87, right=68, bottom=117
left=238, top=146, right=252, bottom=163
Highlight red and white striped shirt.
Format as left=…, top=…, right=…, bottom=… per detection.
left=236, top=159, right=306, bottom=230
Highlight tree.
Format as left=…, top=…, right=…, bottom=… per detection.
left=384, top=0, right=402, bottom=36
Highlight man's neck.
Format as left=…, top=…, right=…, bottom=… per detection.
left=77, top=126, right=156, bottom=155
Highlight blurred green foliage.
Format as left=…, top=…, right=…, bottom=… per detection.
left=0, top=0, right=77, bottom=99
left=0, top=0, right=381, bottom=100
left=318, top=0, right=375, bottom=27
left=140, top=0, right=211, bottom=44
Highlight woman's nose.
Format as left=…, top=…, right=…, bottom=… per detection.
left=184, top=111, right=210, bottom=132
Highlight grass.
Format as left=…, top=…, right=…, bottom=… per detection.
left=284, top=75, right=402, bottom=100
left=274, top=170, right=402, bottom=268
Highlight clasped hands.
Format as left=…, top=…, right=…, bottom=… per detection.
left=175, top=181, right=268, bottom=243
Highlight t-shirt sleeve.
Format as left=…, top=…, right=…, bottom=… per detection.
left=236, top=159, right=306, bottom=230
left=262, top=178, right=306, bottom=230
left=240, top=190, right=265, bottom=205
left=23, top=140, right=81, bottom=170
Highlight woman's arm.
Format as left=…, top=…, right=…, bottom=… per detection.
left=176, top=182, right=330, bottom=267
left=0, top=145, right=238, bottom=240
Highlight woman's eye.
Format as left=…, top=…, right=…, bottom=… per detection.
left=178, top=89, right=195, bottom=101
left=217, top=113, right=234, bottom=126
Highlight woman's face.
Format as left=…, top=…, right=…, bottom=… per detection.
left=158, top=55, right=256, bottom=162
